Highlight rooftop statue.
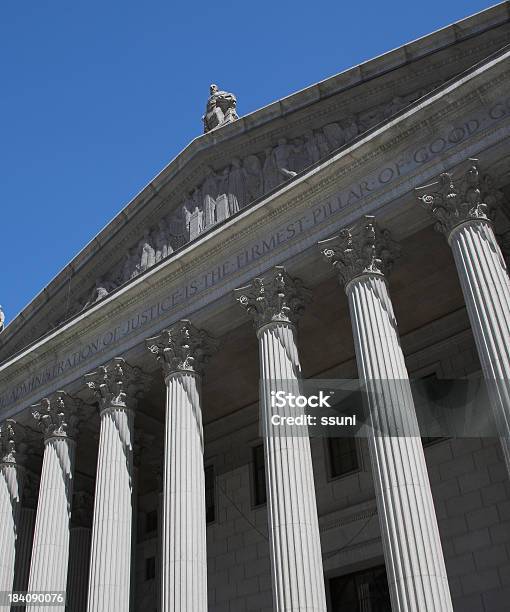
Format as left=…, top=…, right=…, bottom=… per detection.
left=203, top=83, right=239, bottom=133
left=0, top=305, right=4, bottom=332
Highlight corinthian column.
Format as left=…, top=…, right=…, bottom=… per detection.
left=235, top=267, right=327, bottom=612
left=417, top=159, right=510, bottom=473
left=319, top=217, right=453, bottom=611
left=146, top=321, right=217, bottom=612
left=84, top=358, right=149, bottom=612
left=0, top=419, right=24, bottom=595
left=27, top=392, right=80, bottom=610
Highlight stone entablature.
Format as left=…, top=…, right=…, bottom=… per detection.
left=0, top=4, right=509, bottom=364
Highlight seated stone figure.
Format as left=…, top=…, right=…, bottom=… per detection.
left=203, top=84, right=239, bottom=133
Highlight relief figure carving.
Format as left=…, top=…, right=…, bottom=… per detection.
left=139, top=229, right=156, bottom=272
left=76, top=83, right=435, bottom=319
left=226, top=157, right=249, bottom=213
left=244, top=155, right=263, bottom=200
left=202, top=166, right=219, bottom=227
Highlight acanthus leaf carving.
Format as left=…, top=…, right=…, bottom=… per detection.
left=85, top=357, right=150, bottom=411
left=235, top=266, right=311, bottom=330
left=31, top=391, right=82, bottom=439
left=415, top=158, right=504, bottom=236
left=0, top=418, right=19, bottom=463
left=319, top=215, right=400, bottom=286
left=146, top=319, right=218, bottom=377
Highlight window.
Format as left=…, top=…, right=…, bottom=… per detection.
left=252, top=444, right=267, bottom=506
left=329, top=565, right=391, bottom=611
left=205, top=465, right=215, bottom=523
left=146, top=509, right=157, bottom=534
left=328, top=438, right=359, bottom=478
left=145, top=556, right=156, bottom=581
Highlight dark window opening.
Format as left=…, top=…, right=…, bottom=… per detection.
left=253, top=444, right=267, bottom=506
left=205, top=465, right=215, bottom=523
left=329, top=565, right=391, bottom=611
left=328, top=437, right=359, bottom=478
left=145, top=556, right=156, bottom=581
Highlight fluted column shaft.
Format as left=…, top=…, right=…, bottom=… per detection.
left=146, top=320, right=215, bottom=612
left=449, top=219, right=510, bottom=469
left=86, top=405, right=134, bottom=612
left=161, top=370, right=207, bottom=612
left=347, top=273, right=452, bottom=611
left=0, top=461, right=23, bottom=594
left=27, top=436, right=75, bottom=610
left=258, top=321, right=327, bottom=612
left=416, top=159, right=510, bottom=473
left=67, top=527, right=91, bottom=612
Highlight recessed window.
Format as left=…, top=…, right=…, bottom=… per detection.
left=145, top=556, right=156, bottom=581
left=328, top=437, right=359, bottom=478
left=146, top=509, right=157, bottom=534
left=329, top=565, right=391, bottom=610
left=205, top=465, right=215, bottom=523
left=252, top=444, right=267, bottom=506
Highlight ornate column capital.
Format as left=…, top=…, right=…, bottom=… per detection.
left=415, top=158, right=504, bottom=237
left=235, top=266, right=311, bottom=330
left=0, top=419, right=26, bottom=465
left=146, top=320, right=218, bottom=377
left=31, top=392, right=82, bottom=440
left=84, top=357, right=150, bottom=412
left=319, top=215, right=400, bottom=287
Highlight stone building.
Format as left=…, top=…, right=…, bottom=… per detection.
left=1, top=3, right=510, bottom=611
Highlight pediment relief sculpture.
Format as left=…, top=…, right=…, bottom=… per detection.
left=67, top=81, right=437, bottom=322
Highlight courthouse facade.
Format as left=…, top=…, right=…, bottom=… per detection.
left=2, top=4, right=510, bottom=611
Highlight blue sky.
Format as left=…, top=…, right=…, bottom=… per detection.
left=0, top=0, right=498, bottom=324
